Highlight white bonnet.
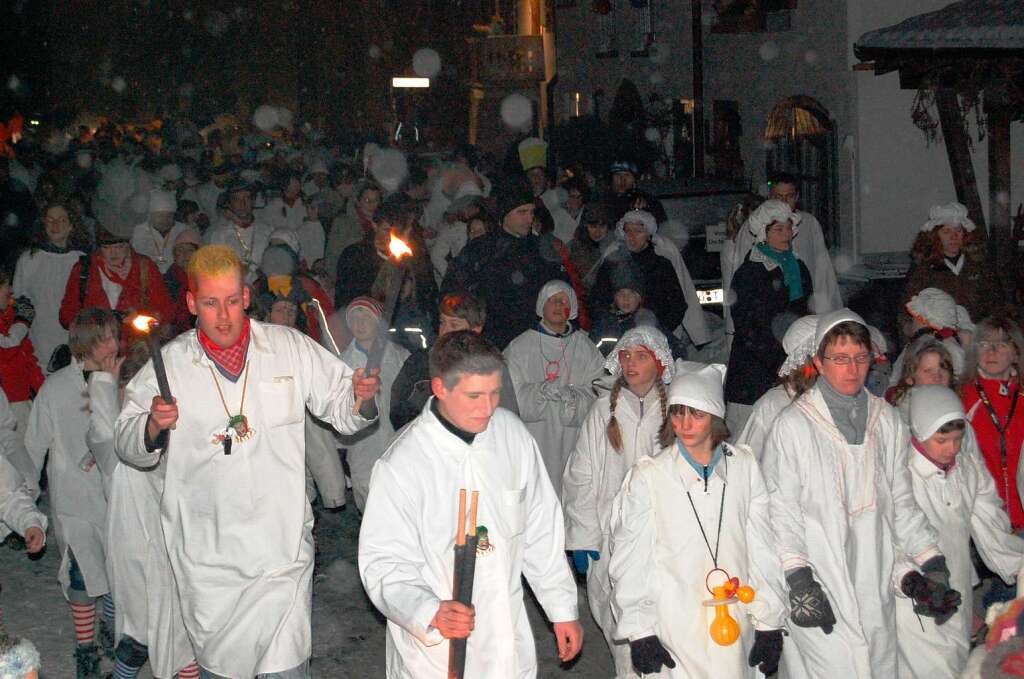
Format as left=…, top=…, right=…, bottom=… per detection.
left=746, top=199, right=801, bottom=243
left=921, top=202, right=976, bottom=232
left=535, top=280, right=578, bottom=321
left=909, top=385, right=966, bottom=440
left=615, top=209, right=658, bottom=239
left=668, top=361, right=727, bottom=418
left=604, top=326, right=675, bottom=384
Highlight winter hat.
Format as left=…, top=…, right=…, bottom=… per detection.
left=668, top=361, right=727, bottom=418
left=605, top=326, right=675, bottom=384
left=517, top=137, right=547, bottom=172
left=174, top=228, right=202, bottom=249
left=0, top=631, right=40, bottom=679
left=608, top=258, right=646, bottom=298
left=747, top=199, right=801, bottom=243
left=956, top=305, right=975, bottom=335
left=815, top=308, right=868, bottom=355
left=308, top=159, right=329, bottom=176
left=908, top=385, right=965, bottom=441
left=906, top=287, right=962, bottom=333
left=148, top=188, right=177, bottom=214
left=158, top=163, right=182, bottom=182
left=495, top=174, right=536, bottom=220
left=260, top=243, right=298, bottom=278
left=96, top=225, right=129, bottom=246
left=269, top=228, right=301, bottom=255
left=615, top=209, right=657, bottom=239
left=921, top=202, right=976, bottom=232
left=346, top=296, right=384, bottom=327
left=445, top=180, right=484, bottom=216
left=609, top=158, right=639, bottom=177
left=778, top=314, right=818, bottom=377
left=582, top=203, right=613, bottom=226
left=536, top=279, right=579, bottom=321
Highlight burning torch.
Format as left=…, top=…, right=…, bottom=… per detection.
left=353, top=231, right=413, bottom=415
left=132, top=315, right=173, bottom=403
left=449, top=489, right=480, bottom=679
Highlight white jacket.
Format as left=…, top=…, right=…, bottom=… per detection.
left=0, top=453, right=46, bottom=545
left=25, top=359, right=109, bottom=598
left=130, top=220, right=189, bottom=274
left=504, top=328, right=605, bottom=497
left=87, top=371, right=193, bottom=678
left=204, top=220, right=274, bottom=283
left=724, top=210, right=842, bottom=334
left=562, top=385, right=667, bottom=677
left=609, top=443, right=787, bottom=679
left=761, top=385, right=941, bottom=678
left=896, top=431, right=1024, bottom=679
left=337, top=339, right=410, bottom=511
left=359, top=403, right=579, bottom=678
left=114, top=321, right=375, bottom=678
left=735, top=384, right=793, bottom=460
left=13, top=248, right=85, bottom=372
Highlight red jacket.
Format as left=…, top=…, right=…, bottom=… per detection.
left=59, top=252, right=174, bottom=329
left=0, top=306, right=45, bottom=402
left=164, top=264, right=193, bottom=337
left=962, top=377, right=1024, bottom=528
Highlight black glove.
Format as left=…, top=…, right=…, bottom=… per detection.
left=786, top=566, right=836, bottom=634
left=901, top=569, right=961, bottom=625
left=13, top=296, right=34, bottom=325
left=747, top=629, right=784, bottom=676
left=629, top=635, right=676, bottom=675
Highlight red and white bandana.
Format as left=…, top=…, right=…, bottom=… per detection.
left=198, top=317, right=251, bottom=378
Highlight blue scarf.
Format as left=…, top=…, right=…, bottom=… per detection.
left=756, top=243, right=804, bottom=302
left=677, top=441, right=724, bottom=479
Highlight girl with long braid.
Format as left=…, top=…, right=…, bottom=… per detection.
left=562, top=326, right=675, bottom=676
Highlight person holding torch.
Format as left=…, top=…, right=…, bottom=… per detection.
left=113, top=245, right=381, bottom=679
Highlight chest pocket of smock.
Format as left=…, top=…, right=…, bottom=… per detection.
left=502, top=486, right=527, bottom=538
left=258, top=376, right=304, bottom=429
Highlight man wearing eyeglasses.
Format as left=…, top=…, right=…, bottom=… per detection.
left=760, top=308, right=959, bottom=679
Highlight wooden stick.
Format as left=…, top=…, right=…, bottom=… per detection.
left=468, top=491, right=479, bottom=540
left=455, top=489, right=467, bottom=547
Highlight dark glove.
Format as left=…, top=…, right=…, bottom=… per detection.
left=629, top=635, right=676, bottom=675
left=786, top=566, right=836, bottom=634
left=748, top=629, right=784, bottom=676
left=14, top=296, right=34, bottom=325
left=901, top=570, right=961, bottom=625
left=572, top=550, right=600, bottom=575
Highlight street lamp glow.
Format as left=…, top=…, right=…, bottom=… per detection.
left=392, top=77, right=430, bottom=89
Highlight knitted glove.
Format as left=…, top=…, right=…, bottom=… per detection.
left=747, top=629, right=784, bottom=676
left=572, top=550, right=600, bottom=575
left=901, top=571, right=961, bottom=625
left=786, top=567, right=835, bottom=634
left=14, top=296, right=34, bottom=325
left=629, top=636, right=676, bottom=675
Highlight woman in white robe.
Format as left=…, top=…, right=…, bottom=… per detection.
left=504, top=281, right=605, bottom=497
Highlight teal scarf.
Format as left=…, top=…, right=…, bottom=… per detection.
left=756, top=243, right=803, bottom=302
left=677, top=441, right=724, bottom=479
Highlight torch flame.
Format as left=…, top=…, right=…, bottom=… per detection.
left=388, top=232, right=413, bottom=260
left=132, top=315, right=157, bottom=333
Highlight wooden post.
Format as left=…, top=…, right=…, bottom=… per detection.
left=985, top=87, right=1013, bottom=272
left=934, top=87, right=986, bottom=234
left=691, top=0, right=706, bottom=178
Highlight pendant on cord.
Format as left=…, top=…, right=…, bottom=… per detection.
left=545, top=360, right=561, bottom=382
left=212, top=415, right=255, bottom=455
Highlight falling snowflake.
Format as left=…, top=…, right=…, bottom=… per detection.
left=252, top=105, right=280, bottom=132
left=413, top=48, right=442, bottom=78
left=500, top=93, right=533, bottom=130
left=759, top=41, right=780, bottom=62
left=111, top=77, right=127, bottom=94
left=369, top=148, right=409, bottom=193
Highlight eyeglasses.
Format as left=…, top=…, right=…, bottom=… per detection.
left=979, top=340, right=1012, bottom=352
left=822, top=353, right=872, bottom=365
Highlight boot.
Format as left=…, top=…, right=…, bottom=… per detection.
left=75, top=643, right=101, bottom=679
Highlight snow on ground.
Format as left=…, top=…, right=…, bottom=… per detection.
left=1, top=490, right=613, bottom=678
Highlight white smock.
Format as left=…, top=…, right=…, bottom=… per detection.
left=358, top=403, right=579, bottom=678
left=735, top=384, right=794, bottom=460
left=609, top=443, right=787, bottom=679
left=0, top=453, right=47, bottom=544
left=504, top=327, right=604, bottom=497
left=259, top=197, right=325, bottom=265
left=13, top=247, right=85, bottom=372
left=761, top=385, right=941, bottom=678
left=114, top=321, right=376, bottom=678
left=87, top=371, right=194, bottom=678
left=724, top=211, right=842, bottom=333
left=562, top=385, right=665, bottom=676
left=25, top=359, right=110, bottom=598
left=203, top=220, right=273, bottom=283
left=337, top=339, right=409, bottom=511
left=130, top=221, right=189, bottom=274
left=896, top=431, right=1024, bottom=679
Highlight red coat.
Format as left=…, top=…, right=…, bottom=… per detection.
left=962, top=377, right=1024, bottom=528
left=59, top=252, right=174, bottom=329
left=0, top=306, right=45, bottom=402
left=164, top=264, right=193, bottom=337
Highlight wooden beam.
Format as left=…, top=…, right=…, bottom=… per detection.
left=691, top=0, right=705, bottom=177
left=934, top=87, right=987, bottom=233
left=986, top=86, right=1013, bottom=271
